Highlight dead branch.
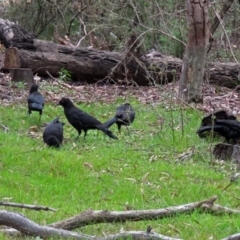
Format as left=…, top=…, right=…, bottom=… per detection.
left=201, top=203, right=240, bottom=215
left=103, top=230, right=182, bottom=240
left=0, top=210, right=97, bottom=239
left=210, top=0, right=234, bottom=36
left=0, top=201, right=57, bottom=212
left=222, top=233, right=240, bottom=240
left=0, top=211, right=181, bottom=240
left=49, top=196, right=218, bottom=230
left=2, top=196, right=240, bottom=239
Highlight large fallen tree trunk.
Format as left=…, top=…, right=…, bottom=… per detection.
left=0, top=18, right=239, bottom=87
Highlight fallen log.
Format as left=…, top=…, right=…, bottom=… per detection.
left=0, top=18, right=239, bottom=87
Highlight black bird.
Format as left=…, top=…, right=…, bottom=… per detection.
left=197, top=110, right=236, bottom=139
left=197, top=119, right=240, bottom=144
left=57, top=97, right=118, bottom=140
left=27, top=84, right=45, bottom=120
left=200, top=110, right=236, bottom=127
left=103, top=103, right=135, bottom=132
left=43, top=117, right=65, bottom=148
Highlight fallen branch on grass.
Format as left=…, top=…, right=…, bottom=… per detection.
left=0, top=211, right=181, bottom=240
left=0, top=210, right=97, bottom=240
left=2, top=196, right=240, bottom=239
left=222, top=233, right=240, bottom=240
left=49, top=195, right=218, bottom=230
left=102, top=230, right=182, bottom=240
left=0, top=201, right=57, bottom=212
left=201, top=203, right=240, bottom=215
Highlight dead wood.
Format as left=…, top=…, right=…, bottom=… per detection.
left=222, top=233, right=240, bottom=240
left=2, top=196, right=240, bottom=239
left=201, top=203, right=240, bottom=215
left=0, top=211, right=181, bottom=240
left=102, top=230, right=182, bottom=240
left=49, top=196, right=218, bottom=230
left=0, top=210, right=97, bottom=239
left=9, top=68, right=34, bottom=86
left=213, top=144, right=240, bottom=164
left=0, top=201, right=57, bottom=211
left=0, top=18, right=240, bottom=88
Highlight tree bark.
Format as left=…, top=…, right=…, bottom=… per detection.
left=3, top=41, right=149, bottom=85
left=179, top=0, right=210, bottom=102
left=0, top=18, right=240, bottom=88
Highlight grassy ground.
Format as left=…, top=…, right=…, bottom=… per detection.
left=0, top=83, right=240, bottom=240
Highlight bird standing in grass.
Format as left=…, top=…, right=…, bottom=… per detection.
left=103, top=103, right=135, bottom=133
left=43, top=117, right=65, bottom=148
left=197, top=119, right=240, bottom=144
left=197, top=110, right=236, bottom=139
left=115, top=103, right=135, bottom=132
left=27, top=84, right=45, bottom=120
left=57, top=97, right=118, bottom=140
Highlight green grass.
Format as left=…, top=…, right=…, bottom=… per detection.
left=0, top=91, right=240, bottom=240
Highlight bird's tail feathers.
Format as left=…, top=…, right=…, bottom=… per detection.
left=102, top=117, right=117, bottom=129
left=31, top=103, right=43, bottom=110
left=197, top=125, right=223, bottom=134
left=96, top=125, right=118, bottom=139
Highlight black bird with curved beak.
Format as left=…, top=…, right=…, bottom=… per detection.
left=57, top=97, right=118, bottom=140
left=27, top=84, right=45, bottom=121
left=43, top=117, right=65, bottom=148
left=103, top=103, right=135, bottom=133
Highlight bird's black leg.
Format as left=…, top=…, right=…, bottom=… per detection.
left=83, top=130, right=88, bottom=139
left=125, top=125, right=130, bottom=135
left=75, top=130, right=82, bottom=140
left=38, top=109, right=43, bottom=121
left=117, top=124, right=121, bottom=134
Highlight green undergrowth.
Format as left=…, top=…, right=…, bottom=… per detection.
left=0, top=95, right=240, bottom=240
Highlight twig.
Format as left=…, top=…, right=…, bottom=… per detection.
left=0, top=201, right=57, bottom=212
left=67, top=6, right=87, bottom=36
left=210, top=3, right=239, bottom=66
left=201, top=203, right=240, bottom=215
left=103, top=230, right=182, bottom=240
left=0, top=123, right=8, bottom=132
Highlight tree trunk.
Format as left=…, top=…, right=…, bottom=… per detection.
left=1, top=18, right=240, bottom=88
left=179, top=0, right=210, bottom=102
left=2, top=41, right=181, bottom=86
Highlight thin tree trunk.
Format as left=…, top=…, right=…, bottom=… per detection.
left=179, top=0, right=210, bottom=102
left=210, top=0, right=234, bottom=35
